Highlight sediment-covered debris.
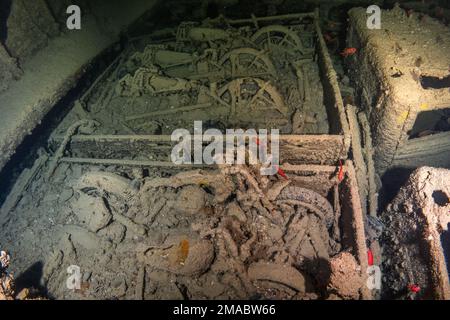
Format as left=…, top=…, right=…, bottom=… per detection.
left=139, top=237, right=215, bottom=276
left=29, top=161, right=365, bottom=299
left=0, top=9, right=367, bottom=300
left=382, top=167, right=450, bottom=300
left=324, top=252, right=364, bottom=299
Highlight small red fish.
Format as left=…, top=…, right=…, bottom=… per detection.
left=408, top=284, right=421, bottom=293
left=340, top=47, right=357, bottom=57
left=367, top=249, right=374, bottom=266
left=276, top=166, right=288, bottom=180
left=338, top=160, right=344, bottom=182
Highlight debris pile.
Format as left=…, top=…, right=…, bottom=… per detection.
left=39, top=161, right=365, bottom=300
left=0, top=11, right=364, bottom=300
left=53, top=12, right=329, bottom=137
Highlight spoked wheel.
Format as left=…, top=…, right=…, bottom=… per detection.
left=250, top=25, right=307, bottom=60
left=217, top=77, right=287, bottom=118
left=219, top=47, right=277, bottom=79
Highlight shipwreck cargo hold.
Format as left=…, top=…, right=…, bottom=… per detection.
left=0, top=0, right=449, bottom=301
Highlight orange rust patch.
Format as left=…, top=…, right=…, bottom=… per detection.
left=177, top=239, right=190, bottom=265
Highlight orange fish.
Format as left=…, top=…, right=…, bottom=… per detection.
left=275, top=166, right=288, bottom=180
left=367, top=249, right=374, bottom=266
left=408, top=284, right=420, bottom=293
left=177, top=239, right=190, bottom=265
left=338, top=160, right=344, bottom=181
left=340, top=47, right=357, bottom=57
